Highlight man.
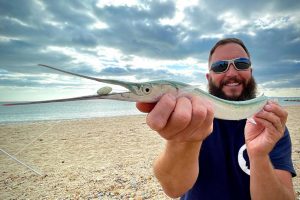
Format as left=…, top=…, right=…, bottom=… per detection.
left=136, top=38, right=296, bottom=199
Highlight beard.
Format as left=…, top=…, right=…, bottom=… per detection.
left=208, top=76, right=257, bottom=101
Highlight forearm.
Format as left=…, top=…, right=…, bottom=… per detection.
left=154, top=141, right=202, bottom=198
left=249, top=155, right=295, bottom=200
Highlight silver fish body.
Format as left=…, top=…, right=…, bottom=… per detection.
left=4, top=64, right=269, bottom=120
left=182, top=87, right=268, bottom=120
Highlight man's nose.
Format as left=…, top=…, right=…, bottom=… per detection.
left=225, top=63, right=238, bottom=76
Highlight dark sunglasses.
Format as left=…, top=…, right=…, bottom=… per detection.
left=210, top=57, right=251, bottom=73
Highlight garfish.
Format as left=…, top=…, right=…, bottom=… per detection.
left=4, top=64, right=268, bottom=120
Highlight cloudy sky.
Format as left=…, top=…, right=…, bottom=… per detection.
left=0, top=0, right=299, bottom=101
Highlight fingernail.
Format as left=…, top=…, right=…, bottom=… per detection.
left=264, top=104, right=272, bottom=110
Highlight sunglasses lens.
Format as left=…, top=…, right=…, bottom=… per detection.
left=210, top=58, right=251, bottom=73
left=211, top=61, right=228, bottom=73
left=234, top=58, right=251, bottom=70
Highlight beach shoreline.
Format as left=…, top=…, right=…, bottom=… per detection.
left=0, top=113, right=147, bottom=126
left=0, top=107, right=299, bottom=199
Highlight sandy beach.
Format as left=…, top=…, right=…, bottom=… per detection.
left=0, top=106, right=299, bottom=199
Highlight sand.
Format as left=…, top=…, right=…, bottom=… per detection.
left=0, top=106, right=299, bottom=199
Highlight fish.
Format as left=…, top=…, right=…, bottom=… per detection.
left=3, top=64, right=269, bottom=120
left=182, top=86, right=268, bottom=120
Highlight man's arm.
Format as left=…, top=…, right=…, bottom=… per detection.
left=249, top=156, right=295, bottom=199
left=136, top=94, right=214, bottom=198
left=154, top=141, right=202, bottom=197
left=245, top=101, right=296, bottom=199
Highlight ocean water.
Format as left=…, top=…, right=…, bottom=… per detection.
left=0, top=97, right=299, bottom=124
left=0, top=100, right=142, bottom=124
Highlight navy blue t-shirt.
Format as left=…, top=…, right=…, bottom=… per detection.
left=181, top=119, right=296, bottom=200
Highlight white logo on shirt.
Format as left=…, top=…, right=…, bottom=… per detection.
left=238, top=144, right=250, bottom=175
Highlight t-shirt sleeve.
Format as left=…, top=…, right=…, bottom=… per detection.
left=269, top=127, right=297, bottom=177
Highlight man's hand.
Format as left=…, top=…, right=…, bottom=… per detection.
left=136, top=93, right=214, bottom=197
left=245, top=101, right=288, bottom=158
left=136, top=93, right=214, bottom=143
left=245, top=102, right=295, bottom=199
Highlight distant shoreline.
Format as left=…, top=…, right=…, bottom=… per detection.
left=1, top=104, right=300, bottom=125
left=0, top=113, right=146, bottom=125
left=284, top=99, right=300, bottom=102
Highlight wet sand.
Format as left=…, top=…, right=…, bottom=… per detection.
left=0, top=106, right=299, bottom=199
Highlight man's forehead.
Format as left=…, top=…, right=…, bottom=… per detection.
left=210, top=43, right=249, bottom=62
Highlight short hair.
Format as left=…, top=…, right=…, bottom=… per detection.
left=209, top=38, right=250, bottom=62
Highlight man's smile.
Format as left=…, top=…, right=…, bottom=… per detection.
left=222, top=78, right=243, bottom=88
left=224, top=82, right=240, bottom=87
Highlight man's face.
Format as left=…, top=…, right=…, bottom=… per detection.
left=206, top=43, right=256, bottom=101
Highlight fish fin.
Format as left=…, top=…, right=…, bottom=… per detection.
left=247, top=117, right=257, bottom=125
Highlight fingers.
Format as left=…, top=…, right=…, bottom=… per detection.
left=254, top=101, right=287, bottom=134
left=264, top=100, right=288, bottom=125
left=160, top=97, right=192, bottom=138
left=255, top=110, right=283, bottom=133
left=146, top=94, right=176, bottom=131
left=146, top=93, right=214, bottom=142
left=181, top=97, right=214, bottom=138
left=245, top=101, right=288, bottom=157
left=253, top=117, right=279, bottom=137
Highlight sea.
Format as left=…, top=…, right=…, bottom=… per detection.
left=0, top=97, right=299, bottom=124
left=0, top=100, right=142, bottom=124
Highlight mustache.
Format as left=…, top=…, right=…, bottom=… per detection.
left=208, top=76, right=257, bottom=101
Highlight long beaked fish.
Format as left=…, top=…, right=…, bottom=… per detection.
left=4, top=64, right=270, bottom=120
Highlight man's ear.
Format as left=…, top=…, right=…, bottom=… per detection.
left=206, top=73, right=210, bottom=81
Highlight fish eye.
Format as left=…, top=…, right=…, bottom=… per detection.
left=142, top=85, right=152, bottom=94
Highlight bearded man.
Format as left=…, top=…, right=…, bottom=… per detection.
left=137, top=38, right=296, bottom=200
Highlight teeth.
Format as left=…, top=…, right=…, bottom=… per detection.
left=226, top=82, right=239, bottom=86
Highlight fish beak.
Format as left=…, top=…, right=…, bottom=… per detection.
left=38, top=64, right=140, bottom=94
left=3, top=64, right=148, bottom=106
left=3, top=64, right=188, bottom=106
left=3, top=90, right=153, bottom=106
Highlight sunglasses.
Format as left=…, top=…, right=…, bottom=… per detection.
left=210, top=57, right=251, bottom=73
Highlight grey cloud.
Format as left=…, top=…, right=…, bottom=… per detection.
left=99, top=67, right=129, bottom=76
left=199, top=0, right=300, bottom=18
left=0, top=72, right=82, bottom=88
left=66, top=27, right=98, bottom=46
left=253, top=61, right=299, bottom=89
left=42, top=1, right=95, bottom=27
left=183, top=6, right=223, bottom=34
left=267, top=0, right=300, bottom=12
left=0, top=17, right=37, bottom=38
left=261, top=78, right=300, bottom=89
left=92, top=2, right=184, bottom=58
left=0, top=0, right=212, bottom=61
left=94, top=1, right=176, bottom=22
left=248, top=27, right=300, bottom=61
left=55, top=64, right=192, bottom=84
left=0, top=0, right=39, bottom=23
left=0, top=0, right=299, bottom=93
left=0, top=39, right=72, bottom=70
left=0, top=0, right=99, bottom=48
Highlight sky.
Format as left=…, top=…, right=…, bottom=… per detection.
left=0, top=0, right=300, bottom=101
